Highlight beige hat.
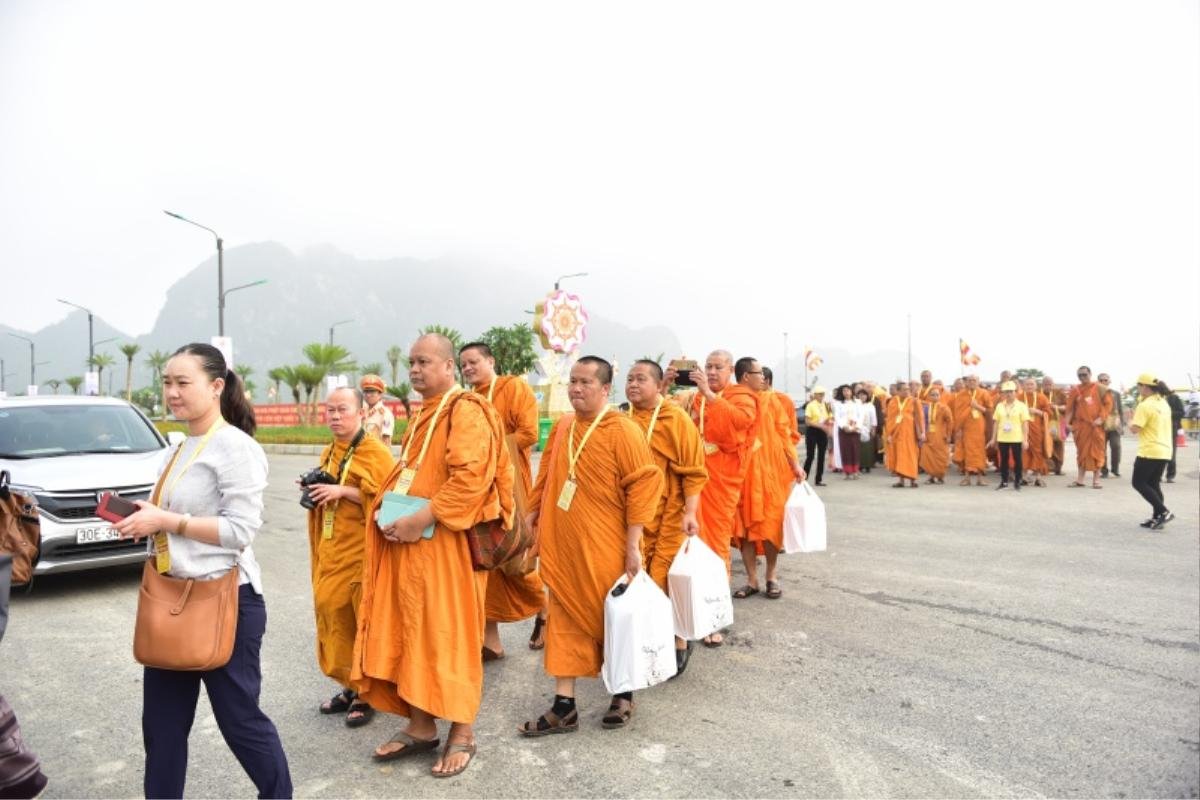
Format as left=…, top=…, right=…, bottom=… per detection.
left=1000, top=380, right=1017, bottom=391
left=812, top=386, right=827, bottom=396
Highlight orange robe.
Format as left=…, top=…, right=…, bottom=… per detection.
left=475, top=376, right=546, bottom=623
left=683, top=385, right=759, bottom=568
left=530, top=412, right=662, bottom=678
left=952, top=390, right=993, bottom=474
left=918, top=402, right=952, bottom=478
left=885, top=396, right=923, bottom=480
left=352, top=391, right=513, bottom=723
left=1045, top=388, right=1066, bottom=473
left=1066, top=383, right=1113, bottom=471
left=772, top=391, right=802, bottom=521
left=738, top=390, right=792, bottom=551
left=629, top=401, right=707, bottom=592
left=307, top=434, right=395, bottom=687
left=1021, top=390, right=1052, bottom=475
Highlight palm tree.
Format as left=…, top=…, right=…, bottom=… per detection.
left=144, top=349, right=170, bottom=418
left=45, top=378, right=63, bottom=395
left=89, top=353, right=115, bottom=395
left=387, top=382, right=414, bottom=418
left=119, top=343, right=141, bottom=402
left=271, top=366, right=303, bottom=419
left=419, top=324, right=463, bottom=351
left=303, top=343, right=355, bottom=376
left=386, top=345, right=405, bottom=386
left=360, top=361, right=385, bottom=379
left=295, top=364, right=326, bottom=425
left=234, top=364, right=254, bottom=401
left=65, top=376, right=83, bottom=395
left=267, top=367, right=287, bottom=402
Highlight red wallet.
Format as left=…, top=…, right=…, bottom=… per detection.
left=96, top=492, right=139, bottom=523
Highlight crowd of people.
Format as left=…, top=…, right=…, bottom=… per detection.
left=97, top=340, right=1180, bottom=796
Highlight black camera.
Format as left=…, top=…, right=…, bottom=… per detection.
left=299, top=467, right=337, bottom=510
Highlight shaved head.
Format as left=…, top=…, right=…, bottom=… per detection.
left=415, top=332, right=456, bottom=360
left=326, top=386, right=363, bottom=409
left=708, top=349, right=733, bottom=366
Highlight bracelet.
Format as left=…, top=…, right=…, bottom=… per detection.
left=177, top=512, right=192, bottom=537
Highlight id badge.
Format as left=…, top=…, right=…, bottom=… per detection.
left=393, top=468, right=417, bottom=496
left=322, top=509, right=336, bottom=539
left=703, top=441, right=718, bottom=456
left=894, top=415, right=903, bottom=425
left=556, top=478, right=578, bottom=512
left=1002, top=423, right=1013, bottom=433
left=971, top=409, right=981, bottom=420
left=153, top=531, right=171, bottom=574
left=929, top=424, right=937, bottom=433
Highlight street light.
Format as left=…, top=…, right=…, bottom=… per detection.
left=57, top=298, right=95, bottom=365
left=164, top=210, right=226, bottom=335
left=554, top=272, right=588, bottom=291
left=7, top=333, right=35, bottom=386
left=329, top=319, right=353, bottom=346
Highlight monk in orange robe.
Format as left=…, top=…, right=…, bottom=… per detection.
left=734, top=363, right=803, bottom=600
left=1042, top=376, right=1067, bottom=475
left=306, top=387, right=395, bottom=727
left=948, top=377, right=965, bottom=474
left=625, top=359, right=706, bottom=672
left=353, top=333, right=513, bottom=778
left=459, top=342, right=548, bottom=658
left=919, top=387, right=952, bottom=483
left=916, top=370, right=935, bottom=403
left=885, top=382, right=925, bottom=487
left=1020, top=378, right=1052, bottom=486
left=952, top=375, right=993, bottom=485
left=1063, top=365, right=1113, bottom=488
left=665, top=350, right=758, bottom=647
left=519, top=356, right=661, bottom=734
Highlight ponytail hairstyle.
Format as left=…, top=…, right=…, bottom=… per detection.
left=172, top=343, right=258, bottom=436
left=1154, top=380, right=1171, bottom=397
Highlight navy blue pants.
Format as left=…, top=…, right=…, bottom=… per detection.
left=142, top=584, right=292, bottom=799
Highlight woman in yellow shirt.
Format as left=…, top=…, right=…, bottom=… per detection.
left=1129, top=374, right=1175, bottom=530
left=988, top=381, right=1030, bottom=491
left=802, top=387, right=831, bottom=486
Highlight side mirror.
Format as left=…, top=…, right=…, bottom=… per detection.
left=166, top=431, right=186, bottom=446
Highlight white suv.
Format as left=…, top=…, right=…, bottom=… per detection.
left=0, top=396, right=180, bottom=577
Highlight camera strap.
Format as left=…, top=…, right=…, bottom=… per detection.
left=325, top=427, right=366, bottom=485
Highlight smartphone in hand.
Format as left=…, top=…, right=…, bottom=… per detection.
left=96, top=492, right=139, bottom=523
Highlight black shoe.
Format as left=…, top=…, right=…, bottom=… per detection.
left=1151, top=511, right=1175, bottom=531
left=1111, top=472, right=1121, bottom=478
left=1139, top=518, right=1156, bottom=529
left=1013, top=484, right=1020, bottom=492
left=995, top=482, right=1008, bottom=490
left=672, top=641, right=693, bottom=679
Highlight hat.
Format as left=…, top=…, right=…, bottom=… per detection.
left=360, top=374, right=386, bottom=393
left=1000, top=380, right=1017, bottom=391
left=1135, top=372, right=1158, bottom=386
left=812, top=385, right=827, bottom=395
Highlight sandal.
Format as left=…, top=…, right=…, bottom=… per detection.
left=765, top=580, right=782, bottom=600
left=346, top=701, right=375, bottom=728
left=732, top=584, right=759, bottom=599
left=432, top=740, right=476, bottom=778
left=1068, top=482, right=1086, bottom=488
left=702, top=632, right=724, bottom=648
left=601, top=697, right=634, bottom=729
left=518, top=707, right=579, bottom=737
left=959, top=478, right=971, bottom=486
left=891, top=481, right=905, bottom=488
left=1091, top=483, right=1102, bottom=490
left=528, top=613, right=547, bottom=650
left=372, top=730, right=440, bottom=762
left=481, top=646, right=505, bottom=662
left=319, top=689, right=355, bottom=715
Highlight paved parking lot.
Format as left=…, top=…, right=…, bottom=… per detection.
left=2, top=442, right=1197, bottom=798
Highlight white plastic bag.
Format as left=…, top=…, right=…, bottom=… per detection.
left=783, top=481, right=827, bottom=554
left=667, top=536, right=734, bottom=640
left=601, top=571, right=678, bottom=693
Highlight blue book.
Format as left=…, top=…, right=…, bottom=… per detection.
left=377, top=493, right=435, bottom=539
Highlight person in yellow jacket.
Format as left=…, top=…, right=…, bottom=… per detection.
left=802, top=387, right=832, bottom=486
left=1129, top=374, right=1175, bottom=530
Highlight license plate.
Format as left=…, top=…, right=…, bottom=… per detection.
left=75, top=525, right=121, bottom=544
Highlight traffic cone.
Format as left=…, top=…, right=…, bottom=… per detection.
left=1177, top=429, right=1187, bottom=447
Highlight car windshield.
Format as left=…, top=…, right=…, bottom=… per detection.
left=0, top=404, right=163, bottom=458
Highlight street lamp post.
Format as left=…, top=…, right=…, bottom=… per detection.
left=329, top=319, right=353, bottom=346
left=8, top=333, right=35, bottom=386
left=57, top=298, right=95, bottom=366
left=164, top=210, right=225, bottom=335
left=554, top=272, right=588, bottom=291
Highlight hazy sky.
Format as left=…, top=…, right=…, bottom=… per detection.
left=2, top=1, right=1197, bottom=386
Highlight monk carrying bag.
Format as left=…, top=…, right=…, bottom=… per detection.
left=0, top=471, right=40, bottom=587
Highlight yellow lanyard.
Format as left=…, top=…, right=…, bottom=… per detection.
left=632, top=397, right=664, bottom=443
left=486, top=379, right=497, bottom=404
left=155, top=418, right=226, bottom=508
left=567, top=407, right=608, bottom=480
left=695, top=394, right=707, bottom=438
left=401, top=386, right=461, bottom=469
left=896, top=398, right=908, bottom=416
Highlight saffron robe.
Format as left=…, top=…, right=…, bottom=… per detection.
left=629, top=401, right=707, bottom=592
left=952, top=390, right=993, bottom=474
left=885, top=396, right=923, bottom=480
left=352, top=391, right=513, bottom=723
left=1067, top=383, right=1113, bottom=471
left=530, top=412, right=661, bottom=678
left=738, top=389, right=792, bottom=550
left=918, top=402, right=953, bottom=478
left=307, top=434, right=395, bottom=686
left=475, top=376, right=545, bottom=623
left=1021, top=390, right=1052, bottom=475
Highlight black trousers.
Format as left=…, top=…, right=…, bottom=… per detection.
left=1101, top=430, right=1121, bottom=476
left=998, top=442, right=1023, bottom=485
left=1166, top=419, right=1181, bottom=479
left=1131, top=456, right=1169, bottom=517
left=804, top=426, right=828, bottom=484
left=143, top=584, right=292, bottom=799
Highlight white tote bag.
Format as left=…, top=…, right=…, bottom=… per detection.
left=667, top=536, right=734, bottom=640
left=601, top=571, right=678, bottom=693
left=783, top=481, right=827, bottom=554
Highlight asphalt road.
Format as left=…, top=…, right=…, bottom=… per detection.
left=2, top=440, right=1197, bottom=798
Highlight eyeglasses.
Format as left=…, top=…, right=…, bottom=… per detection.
left=746, top=370, right=763, bottom=375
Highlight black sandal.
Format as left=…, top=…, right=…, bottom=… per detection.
left=732, top=584, right=760, bottom=599
left=601, top=697, right=634, bottom=729
left=319, top=689, right=355, bottom=715
left=528, top=613, right=547, bottom=651
left=765, top=580, right=782, bottom=599
left=518, top=707, right=579, bottom=737
left=346, top=701, right=375, bottom=728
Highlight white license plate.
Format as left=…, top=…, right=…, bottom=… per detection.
left=75, top=525, right=121, bottom=544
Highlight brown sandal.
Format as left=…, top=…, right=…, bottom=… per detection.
left=432, top=740, right=476, bottom=778
left=372, top=730, right=440, bottom=762
left=518, top=707, right=579, bottom=737
left=528, top=614, right=547, bottom=650
left=481, top=646, right=505, bottom=662
left=601, top=698, right=634, bottom=729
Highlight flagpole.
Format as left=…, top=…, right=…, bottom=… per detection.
left=906, top=313, right=912, bottom=383
left=958, top=338, right=964, bottom=379
left=783, top=331, right=789, bottom=393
